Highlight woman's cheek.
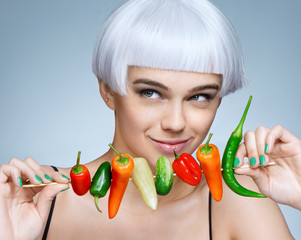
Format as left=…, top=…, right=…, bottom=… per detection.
left=117, top=104, right=158, bottom=142
left=190, top=108, right=217, bottom=138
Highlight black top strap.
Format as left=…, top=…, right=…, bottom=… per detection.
left=42, top=166, right=58, bottom=240
left=209, top=192, right=213, bottom=240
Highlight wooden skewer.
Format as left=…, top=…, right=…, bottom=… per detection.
left=22, top=181, right=71, bottom=188
left=22, top=162, right=277, bottom=188
left=232, top=161, right=276, bottom=170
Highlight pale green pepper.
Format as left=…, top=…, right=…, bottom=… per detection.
left=131, top=157, right=158, bottom=210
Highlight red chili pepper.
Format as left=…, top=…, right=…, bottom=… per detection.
left=70, top=151, right=91, bottom=196
left=172, top=149, right=202, bottom=186
left=196, top=133, right=223, bottom=201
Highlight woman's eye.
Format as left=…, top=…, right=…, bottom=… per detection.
left=139, top=89, right=162, bottom=99
left=189, top=94, right=211, bottom=102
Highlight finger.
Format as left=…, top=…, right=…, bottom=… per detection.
left=0, top=164, right=22, bottom=187
left=47, top=170, right=70, bottom=184
left=255, top=126, right=270, bottom=166
left=21, top=169, right=70, bottom=191
left=24, top=157, right=52, bottom=183
left=28, top=168, right=70, bottom=195
left=40, top=166, right=70, bottom=184
left=8, top=158, right=42, bottom=185
left=36, top=183, right=70, bottom=221
left=235, top=163, right=265, bottom=177
left=243, top=131, right=260, bottom=168
left=265, top=125, right=297, bottom=154
left=234, top=142, right=247, bottom=168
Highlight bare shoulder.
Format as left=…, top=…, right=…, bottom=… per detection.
left=212, top=175, right=293, bottom=240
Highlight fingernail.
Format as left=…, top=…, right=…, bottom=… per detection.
left=60, top=187, right=69, bottom=192
left=264, top=144, right=269, bottom=153
left=35, top=175, right=43, bottom=183
left=44, top=174, right=53, bottom=181
left=62, top=174, right=70, bottom=180
left=233, top=158, right=240, bottom=168
left=250, top=157, right=256, bottom=166
left=260, top=155, right=266, bottom=166
left=18, top=176, right=23, bottom=187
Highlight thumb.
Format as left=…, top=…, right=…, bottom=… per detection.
left=234, top=163, right=264, bottom=180
left=234, top=163, right=261, bottom=175
left=234, top=164, right=269, bottom=193
left=35, top=183, right=70, bottom=221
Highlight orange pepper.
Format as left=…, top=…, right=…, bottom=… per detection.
left=108, top=144, right=134, bottom=219
left=196, top=133, right=223, bottom=201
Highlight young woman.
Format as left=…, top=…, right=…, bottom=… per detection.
left=0, top=0, right=300, bottom=239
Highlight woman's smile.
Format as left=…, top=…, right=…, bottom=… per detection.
left=149, top=137, right=191, bottom=154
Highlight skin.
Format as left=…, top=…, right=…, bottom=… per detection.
left=0, top=67, right=296, bottom=240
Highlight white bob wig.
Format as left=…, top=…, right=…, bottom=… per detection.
left=92, top=0, right=247, bottom=97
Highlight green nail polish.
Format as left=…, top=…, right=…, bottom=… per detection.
left=233, top=158, right=240, bottom=168
left=35, top=175, right=43, bottom=183
left=265, top=144, right=269, bottom=153
left=18, top=176, right=23, bottom=187
left=260, top=155, right=266, bottom=166
left=44, top=174, right=53, bottom=181
left=250, top=157, right=256, bottom=166
left=60, top=187, right=69, bottom=192
left=62, top=174, right=70, bottom=180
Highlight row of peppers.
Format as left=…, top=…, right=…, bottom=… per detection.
left=70, top=96, right=266, bottom=219
left=70, top=136, right=222, bottom=219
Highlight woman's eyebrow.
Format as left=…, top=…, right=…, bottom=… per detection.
left=188, top=84, right=220, bottom=93
left=132, top=79, right=169, bottom=90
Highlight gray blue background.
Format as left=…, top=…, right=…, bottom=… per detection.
left=0, top=0, right=300, bottom=238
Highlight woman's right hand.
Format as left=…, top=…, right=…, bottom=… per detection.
left=0, top=157, right=69, bottom=240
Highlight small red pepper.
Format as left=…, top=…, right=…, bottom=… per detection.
left=70, top=151, right=91, bottom=196
left=172, top=149, right=202, bottom=186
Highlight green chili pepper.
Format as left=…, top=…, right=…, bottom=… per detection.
left=155, top=156, right=173, bottom=195
left=221, top=96, right=266, bottom=198
left=90, top=161, right=112, bottom=212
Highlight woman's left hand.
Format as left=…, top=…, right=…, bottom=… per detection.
left=234, top=125, right=301, bottom=210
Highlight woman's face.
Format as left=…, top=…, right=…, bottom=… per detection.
left=111, top=67, right=222, bottom=169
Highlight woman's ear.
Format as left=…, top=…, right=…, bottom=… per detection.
left=98, top=79, right=115, bottom=110
left=218, top=97, right=222, bottom=108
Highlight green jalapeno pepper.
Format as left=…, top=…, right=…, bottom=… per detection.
left=90, top=161, right=112, bottom=212
left=222, top=96, right=266, bottom=198
left=155, top=156, right=173, bottom=195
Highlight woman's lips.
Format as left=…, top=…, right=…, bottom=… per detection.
left=150, top=138, right=190, bottom=154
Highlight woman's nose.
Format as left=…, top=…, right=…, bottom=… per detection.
left=160, top=101, right=186, bottom=132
